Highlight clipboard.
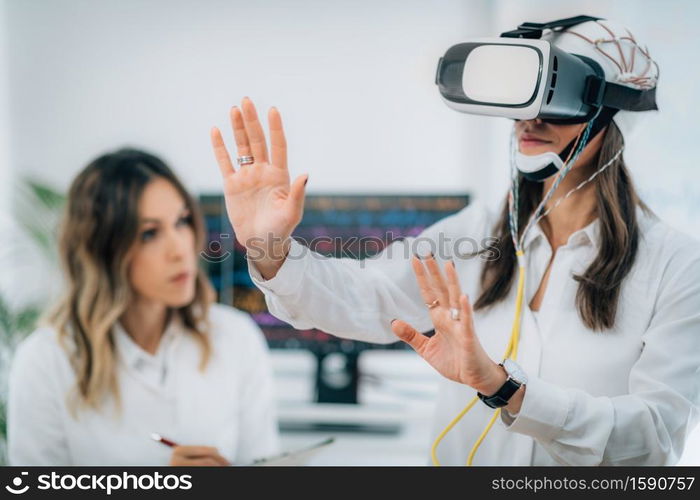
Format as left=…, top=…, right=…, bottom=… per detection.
left=248, top=437, right=335, bottom=466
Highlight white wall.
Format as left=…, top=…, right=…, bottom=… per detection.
left=5, top=0, right=700, bottom=265
left=0, top=0, right=495, bottom=306
left=8, top=0, right=698, bottom=248
left=0, top=0, right=9, bottom=212
left=0, top=0, right=16, bottom=301
left=4, top=0, right=492, bottom=198
left=0, top=0, right=10, bottom=216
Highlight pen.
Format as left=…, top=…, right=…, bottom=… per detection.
left=151, top=433, right=179, bottom=448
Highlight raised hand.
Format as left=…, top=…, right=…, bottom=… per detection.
left=391, top=255, right=504, bottom=394
left=210, top=97, right=308, bottom=279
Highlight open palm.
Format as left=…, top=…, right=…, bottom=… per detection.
left=210, top=98, right=308, bottom=253
left=391, top=255, right=498, bottom=390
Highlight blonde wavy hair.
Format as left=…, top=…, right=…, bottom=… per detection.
left=45, top=148, right=214, bottom=414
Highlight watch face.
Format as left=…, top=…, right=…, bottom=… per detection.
left=503, top=358, right=528, bottom=384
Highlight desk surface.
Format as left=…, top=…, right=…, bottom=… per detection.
left=271, top=350, right=439, bottom=465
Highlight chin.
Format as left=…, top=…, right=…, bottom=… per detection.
left=165, top=288, right=197, bottom=308
left=169, top=297, right=195, bottom=309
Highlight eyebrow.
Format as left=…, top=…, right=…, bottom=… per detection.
left=139, top=206, right=190, bottom=225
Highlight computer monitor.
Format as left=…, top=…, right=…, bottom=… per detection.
left=199, top=194, right=470, bottom=406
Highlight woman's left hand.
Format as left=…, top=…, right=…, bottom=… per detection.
left=391, top=254, right=503, bottom=394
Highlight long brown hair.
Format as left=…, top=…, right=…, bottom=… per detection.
left=473, top=122, right=654, bottom=331
left=46, top=148, right=214, bottom=412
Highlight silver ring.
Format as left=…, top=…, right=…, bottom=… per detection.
left=237, top=155, right=254, bottom=166
left=450, top=308, right=460, bottom=321
left=426, top=299, right=439, bottom=309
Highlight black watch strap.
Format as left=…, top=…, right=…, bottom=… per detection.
left=477, top=365, right=522, bottom=409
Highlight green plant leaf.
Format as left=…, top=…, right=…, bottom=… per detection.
left=13, top=177, right=66, bottom=265
left=26, top=178, right=66, bottom=210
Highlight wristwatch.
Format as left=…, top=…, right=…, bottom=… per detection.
left=477, top=358, right=528, bottom=409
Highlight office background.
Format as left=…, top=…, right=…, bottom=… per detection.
left=1, top=0, right=699, bottom=464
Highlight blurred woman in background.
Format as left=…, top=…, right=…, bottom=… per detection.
left=8, top=148, right=279, bottom=465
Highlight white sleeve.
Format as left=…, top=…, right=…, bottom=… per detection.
left=247, top=202, right=490, bottom=344
left=499, top=250, right=700, bottom=465
left=234, top=316, right=281, bottom=465
left=7, top=332, right=72, bottom=465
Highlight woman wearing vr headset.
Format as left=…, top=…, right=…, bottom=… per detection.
left=210, top=17, right=699, bottom=465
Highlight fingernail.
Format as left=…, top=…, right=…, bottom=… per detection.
left=304, top=177, right=308, bottom=186
left=390, top=319, right=398, bottom=326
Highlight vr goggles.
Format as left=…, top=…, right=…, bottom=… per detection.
left=435, top=15, right=658, bottom=124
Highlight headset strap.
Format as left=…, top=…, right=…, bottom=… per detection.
left=603, top=82, right=658, bottom=111
left=501, top=15, right=602, bottom=39
left=585, top=76, right=658, bottom=111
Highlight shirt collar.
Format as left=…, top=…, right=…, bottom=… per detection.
left=522, top=216, right=601, bottom=252
left=113, top=312, right=183, bottom=370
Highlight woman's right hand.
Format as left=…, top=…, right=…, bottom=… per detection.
left=169, top=445, right=231, bottom=466
left=210, top=97, right=308, bottom=280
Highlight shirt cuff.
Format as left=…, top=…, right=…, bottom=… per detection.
left=247, top=237, right=310, bottom=296
left=499, top=375, right=570, bottom=442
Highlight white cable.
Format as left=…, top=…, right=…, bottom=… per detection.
left=537, top=146, right=624, bottom=220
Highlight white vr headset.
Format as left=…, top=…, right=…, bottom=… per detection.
left=435, top=15, right=658, bottom=180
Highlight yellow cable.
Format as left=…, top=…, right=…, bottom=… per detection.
left=431, top=250, right=527, bottom=466
left=430, top=395, right=479, bottom=465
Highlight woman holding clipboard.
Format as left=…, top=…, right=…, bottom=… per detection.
left=8, top=148, right=279, bottom=465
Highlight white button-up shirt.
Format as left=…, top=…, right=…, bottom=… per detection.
left=247, top=199, right=700, bottom=465
left=8, top=303, right=279, bottom=465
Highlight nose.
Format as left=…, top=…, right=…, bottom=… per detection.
left=515, top=118, right=544, bottom=126
left=166, top=228, right=190, bottom=261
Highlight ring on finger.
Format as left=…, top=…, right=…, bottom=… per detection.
left=426, top=299, right=439, bottom=309
left=450, top=307, right=460, bottom=321
left=237, top=155, right=255, bottom=166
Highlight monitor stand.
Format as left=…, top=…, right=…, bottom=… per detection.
left=315, top=351, right=360, bottom=404
left=277, top=351, right=401, bottom=435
